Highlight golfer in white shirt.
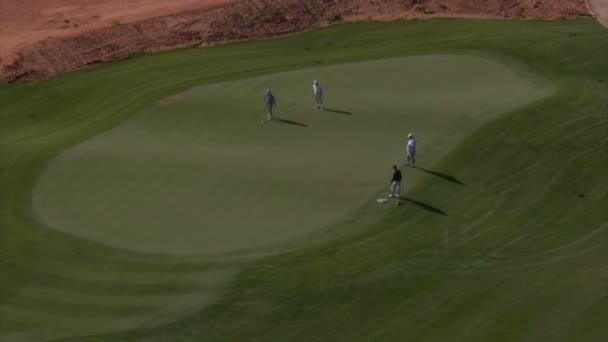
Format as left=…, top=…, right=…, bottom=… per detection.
left=312, top=80, right=324, bottom=110
left=407, top=133, right=416, bottom=167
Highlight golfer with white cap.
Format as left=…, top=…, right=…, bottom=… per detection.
left=407, top=133, right=417, bottom=167
left=264, top=89, right=277, bottom=120
left=312, top=80, right=324, bottom=110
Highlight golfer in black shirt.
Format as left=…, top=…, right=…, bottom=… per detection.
left=389, top=165, right=402, bottom=198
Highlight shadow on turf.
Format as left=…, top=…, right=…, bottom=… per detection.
left=275, top=117, right=307, bottom=127
left=401, top=197, right=447, bottom=216
left=323, top=108, right=352, bottom=115
left=417, top=167, right=465, bottom=186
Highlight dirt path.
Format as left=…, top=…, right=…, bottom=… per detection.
left=0, top=0, right=590, bottom=84
left=587, top=0, right=608, bottom=27
left=0, top=0, right=233, bottom=57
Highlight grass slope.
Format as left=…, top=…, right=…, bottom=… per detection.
left=0, top=18, right=606, bottom=341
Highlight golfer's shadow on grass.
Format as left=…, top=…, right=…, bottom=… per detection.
left=275, top=117, right=307, bottom=127
left=417, top=167, right=465, bottom=186
left=401, top=197, right=447, bottom=216
left=323, top=108, right=352, bottom=115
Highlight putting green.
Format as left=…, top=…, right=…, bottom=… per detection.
left=32, top=55, right=552, bottom=255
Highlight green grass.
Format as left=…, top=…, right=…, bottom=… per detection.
left=0, top=18, right=607, bottom=341
left=32, top=55, right=551, bottom=255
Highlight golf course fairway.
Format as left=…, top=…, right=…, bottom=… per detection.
left=1, top=19, right=606, bottom=341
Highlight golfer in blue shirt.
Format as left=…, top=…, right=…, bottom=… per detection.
left=264, top=89, right=277, bottom=121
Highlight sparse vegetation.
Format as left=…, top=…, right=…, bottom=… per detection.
left=328, top=14, right=343, bottom=23
left=270, top=9, right=282, bottom=20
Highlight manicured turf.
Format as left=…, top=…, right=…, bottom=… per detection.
left=0, top=18, right=606, bottom=341
left=33, top=55, right=551, bottom=255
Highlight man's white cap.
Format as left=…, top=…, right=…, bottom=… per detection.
left=266, top=89, right=271, bottom=93
left=408, top=133, right=413, bottom=138
left=313, top=80, right=318, bottom=84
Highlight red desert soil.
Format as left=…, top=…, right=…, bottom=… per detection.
left=0, top=0, right=590, bottom=84
left=587, top=0, right=608, bottom=27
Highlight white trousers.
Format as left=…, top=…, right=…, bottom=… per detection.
left=389, top=181, right=401, bottom=198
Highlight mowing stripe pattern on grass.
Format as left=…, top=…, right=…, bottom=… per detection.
left=0, top=18, right=606, bottom=341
